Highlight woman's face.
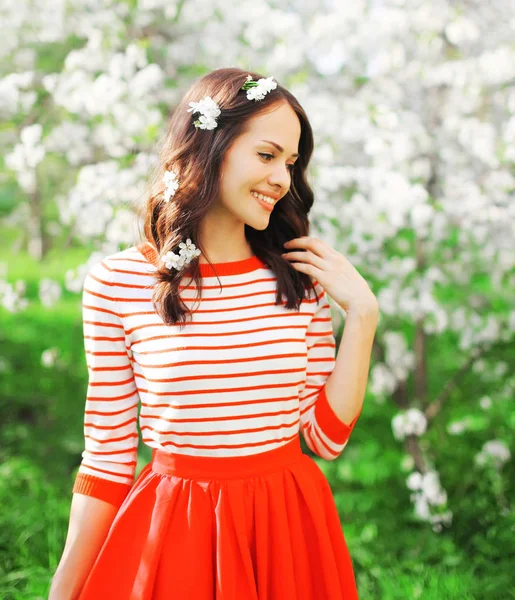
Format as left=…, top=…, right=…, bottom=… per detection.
left=218, top=101, right=301, bottom=230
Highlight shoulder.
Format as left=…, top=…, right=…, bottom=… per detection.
left=84, top=245, right=150, bottom=294
left=89, top=245, right=151, bottom=274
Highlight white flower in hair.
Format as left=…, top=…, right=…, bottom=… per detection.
left=162, top=168, right=180, bottom=202
left=186, top=96, right=221, bottom=130
left=161, top=238, right=201, bottom=271
left=242, top=75, right=277, bottom=101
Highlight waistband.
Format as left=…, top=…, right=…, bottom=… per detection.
left=150, top=434, right=304, bottom=480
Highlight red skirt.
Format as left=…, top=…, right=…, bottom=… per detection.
left=78, top=435, right=359, bottom=599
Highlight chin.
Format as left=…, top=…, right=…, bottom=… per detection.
left=254, top=222, right=270, bottom=231
left=245, top=217, right=271, bottom=231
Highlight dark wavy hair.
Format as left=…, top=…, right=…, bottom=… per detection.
left=136, top=66, right=319, bottom=327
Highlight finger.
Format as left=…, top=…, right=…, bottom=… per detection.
left=281, top=250, right=325, bottom=270
left=287, top=259, right=323, bottom=279
left=283, top=236, right=327, bottom=259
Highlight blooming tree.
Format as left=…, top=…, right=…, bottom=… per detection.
left=2, top=0, right=514, bottom=530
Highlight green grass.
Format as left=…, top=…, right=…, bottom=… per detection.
left=1, top=245, right=514, bottom=599
left=0, top=455, right=495, bottom=600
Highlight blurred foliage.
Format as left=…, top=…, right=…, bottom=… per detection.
left=1, top=245, right=514, bottom=599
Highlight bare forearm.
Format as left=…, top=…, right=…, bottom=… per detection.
left=49, top=493, right=119, bottom=600
left=324, top=302, right=379, bottom=425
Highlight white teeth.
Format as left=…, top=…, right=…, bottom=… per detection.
left=251, top=191, right=275, bottom=204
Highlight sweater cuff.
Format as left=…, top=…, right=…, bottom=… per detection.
left=72, top=472, right=132, bottom=508
left=314, top=383, right=361, bottom=445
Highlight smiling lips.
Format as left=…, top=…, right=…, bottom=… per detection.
left=251, top=190, right=276, bottom=212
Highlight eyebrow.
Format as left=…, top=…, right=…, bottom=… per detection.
left=260, top=139, right=299, bottom=158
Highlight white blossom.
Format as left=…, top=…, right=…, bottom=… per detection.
left=479, top=396, right=492, bottom=410
left=392, top=408, right=427, bottom=441
left=5, top=124, right=45, bottom=193
left=39, top=279, right=62, bottom=308
left=161, top=238, right=201, bottom=271
left=244, top=75, right=278, bottom=101
left=41, top=348, right=59, bottom=368
left=406, top=471, right=423, bottom=491
left=447, top=418, right=472, bottom=436
left=0, top=280, right=29, bottom=313
left=162, top=169, right=180, bottom=202
left=408, top=469, right=451, bottom=530
left=186, top=96, right=221, bottom=130
left=475, top=440, right=511, bottom=469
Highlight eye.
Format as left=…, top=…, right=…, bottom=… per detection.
left=258, top=153, right=296, bottom=173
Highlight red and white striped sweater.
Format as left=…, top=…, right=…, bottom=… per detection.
left=72, top=241, right=360, bottom=507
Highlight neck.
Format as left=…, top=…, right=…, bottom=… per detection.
left=197, top=207, right=253, bottom=264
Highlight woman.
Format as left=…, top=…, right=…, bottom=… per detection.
left=50, top=67, right=379, bottom=599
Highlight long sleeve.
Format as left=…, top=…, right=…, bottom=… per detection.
left=72, top=257, right=141, bottom=508
left=299, top=281, right=360, bottom=460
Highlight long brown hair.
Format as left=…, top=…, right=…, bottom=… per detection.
left=136, top=67, right=319, bottom=327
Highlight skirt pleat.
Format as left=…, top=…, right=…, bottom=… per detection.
left=78, top=435, right=359, bottom=599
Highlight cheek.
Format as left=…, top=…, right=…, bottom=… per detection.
left=220, top=153, right=264, bottom=197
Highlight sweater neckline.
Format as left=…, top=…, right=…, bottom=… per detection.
left=136, top=241, right=267, bottom=276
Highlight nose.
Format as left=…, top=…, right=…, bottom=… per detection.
left=267, top=163, right=290, bottom=193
